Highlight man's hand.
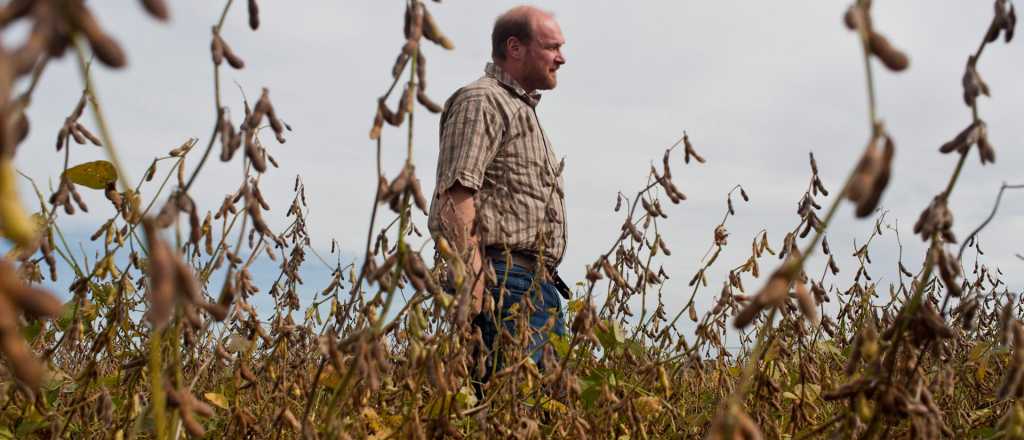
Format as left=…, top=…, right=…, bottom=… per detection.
left=439, top=182, right=485, bottom=314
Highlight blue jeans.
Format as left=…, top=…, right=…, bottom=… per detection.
left=474, top=259, right=566, bottom=379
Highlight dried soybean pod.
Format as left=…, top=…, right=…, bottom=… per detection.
left=415, top=49, right=428, bottom=90
left=391, top=52, right=410, bottom=79
left=410, top=176, right=428, bottom=212
left=422, top=6, right=455, bottom=49
left=977, top=131, right=996, bottom=164
left=683, top=132, right=705, bottom=164
left=210, top=32, right=224, bottom=66
left=378, top=98, right=402, bottom=126
left=899, top=262, right=913, bottom=278
left=280, top=408, right=301, bottom=431
left=75, top=8, right=127, bottom=68
left=220, top=37, right=245, bottom=69
left=69, top=125, right=87, bottom=144
left=794, top=281, right=819, bottom=325
left=1, top=272, right=62, bottom=319
left=827, top=255, right=839, bottom=275
left=253, top=184, right=271, bottom=211
left=180, top=409, right=205, bottom=437
left=657, top=238, right=672, bottom=256
left=75, top=123, right=102, bottom=146
left=733, top=301, right=765, bottom=329
left=400, top=81, right=415, bottom=114
left=0, top=325, right=45, bottom=388
left=55, top=125, right=68, bottom=151
left=1008, top=4, right=1017, bottom=42
left=104, top=182, right=122, bottom=211
left=247, top=0, right=260, bottom=30
left=140, top=0, right=170, bottom=21
left=266, top=106, right=286, bottom=143
left=417, top=91, right=442, bottom=113
left=868, top=32, right=909, bottom=72
left=11, top=112, right=29, bottom=147
left=369, top=111, right=384, bottom=140
left=855, top=134, right=894, bottom=218
left=245, top=135, right=266, bottom=172
left=407, top=1, right=425, bottom=41
left=843, top=5, right=861, bottom=30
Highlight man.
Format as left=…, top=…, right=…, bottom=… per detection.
left=426, top=5, right=569, bottom=381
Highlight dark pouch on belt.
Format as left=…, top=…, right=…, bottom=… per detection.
left=551, top=271, right=572, bottom=300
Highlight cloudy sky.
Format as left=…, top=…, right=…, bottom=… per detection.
left=10, top=1, right=1023, bottom=331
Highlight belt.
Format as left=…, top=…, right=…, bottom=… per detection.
left=484, top=246, right=547, bottom=272
left=484, top=246, right=572, bottom=300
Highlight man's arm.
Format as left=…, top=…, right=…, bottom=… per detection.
left=438, top=181, right=485, bottom=314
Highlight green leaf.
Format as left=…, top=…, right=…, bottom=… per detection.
left=455, top=385, right=478, bottom=410
left=549, top=332, right=569, bottom=358
left=579, top=369, right=617, bottom=409
left=624, top=339, right=645, bottom=358
left=63, top=160, right=117, bottom=190
left=21, top=320, right=41, bottom=341
left=596, top=320, right=625, bottom=352
left=15, top=418, right=47, bottom=438
left=56, top=299, right=96, bottom=331
left=580, top=378, right=601, bottom=408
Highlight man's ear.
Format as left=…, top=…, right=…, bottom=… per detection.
left=506, top=37, right=522, bottom=60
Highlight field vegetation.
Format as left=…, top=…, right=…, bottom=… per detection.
left=0, top=0, right=1021, bottom=438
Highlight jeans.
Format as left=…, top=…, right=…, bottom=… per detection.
left=473, top=259, right=567, bottom=382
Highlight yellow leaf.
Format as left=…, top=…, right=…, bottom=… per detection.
left=568, top=299, right=583, bottom=314
left=424, top=392, right=455, bottom=419
left=64, top=160, right=117, bottom=190
left=362, top=408, right=386, bottom=433
left=968, top=343, right=989, bottom=362
left=543, top=398, right=568, bottom=413
left=633, top=396, right=662, bottom=416
left=455, top=385, right=478, bottom=410
left=0, top=160, right=38, bottom=247
left=203, top=392, right=229, bottom=410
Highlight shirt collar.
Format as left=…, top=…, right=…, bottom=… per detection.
left=485, top=62, right=542, bottom=107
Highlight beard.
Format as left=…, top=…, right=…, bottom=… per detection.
left=520, top=56, right=561, bottom=91
left=523, top=62, right=557, bottom=91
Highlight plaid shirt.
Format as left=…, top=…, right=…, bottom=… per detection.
left=428, top=63, right=567, bottom=265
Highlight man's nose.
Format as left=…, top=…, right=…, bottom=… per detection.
left=555, top=52, right=566, bottom=66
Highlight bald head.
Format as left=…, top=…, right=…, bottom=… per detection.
left=490, top=5, right=566, bottom=92
left=491, top=6, right=552, bottom=61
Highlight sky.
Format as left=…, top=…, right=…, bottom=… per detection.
left=8, top=1, right=1023, bottom=335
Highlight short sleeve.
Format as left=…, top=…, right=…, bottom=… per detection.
left=436, top=95, right=502, bottom=193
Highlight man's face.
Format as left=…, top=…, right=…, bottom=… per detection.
left=521, top=15, right=565, bottom=91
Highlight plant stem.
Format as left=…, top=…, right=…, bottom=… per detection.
left=149, top=326, right=166, bottom=440
left=72, top=38, right=134, bottom=192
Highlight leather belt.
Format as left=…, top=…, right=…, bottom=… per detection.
left=485, top=247, right=541, bottom=270
left=484, top=246, right=572, bottom=300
